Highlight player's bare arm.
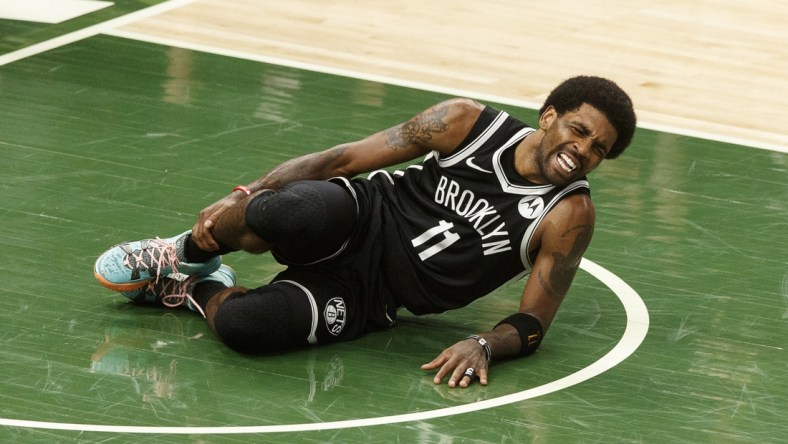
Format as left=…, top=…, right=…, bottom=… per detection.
left=520, top=193, right=596, bottom=327
left=193, top=98, right=483, bottom=250
left=244, top=98, right=483, bottom=191
left=422, top=194, right=596, bottom=387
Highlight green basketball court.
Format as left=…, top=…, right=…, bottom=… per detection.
left=1, top=2, right=786, bottom=442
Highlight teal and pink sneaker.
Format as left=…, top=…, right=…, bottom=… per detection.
left=94, top=230, right=221, bottom=292
left=120, top=265, right=236, bottom=318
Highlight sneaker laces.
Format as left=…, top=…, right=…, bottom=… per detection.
left=123, top=238, right=181, bottom=283
left=148, top=275, right=207, bottom=318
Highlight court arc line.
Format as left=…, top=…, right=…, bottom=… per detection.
left=0, top=258, right=649, bottom=434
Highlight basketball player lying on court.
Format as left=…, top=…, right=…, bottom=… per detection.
left=94, top=76, right=636, bottom=388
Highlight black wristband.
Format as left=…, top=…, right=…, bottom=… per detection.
left=494, top=313, right=544, bottom=357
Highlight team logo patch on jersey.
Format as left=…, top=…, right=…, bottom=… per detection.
left=324, top=297, right=347, bottom=336
left=518, top=196, right=545, bottom=219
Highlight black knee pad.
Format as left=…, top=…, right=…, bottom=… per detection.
left=212, top=283, right=315, bottom=354
left=244, top=180, right=356, bottom=264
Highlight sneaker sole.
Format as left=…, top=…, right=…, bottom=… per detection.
left=93, top=259, right=151, bottom=292
left=93, top=240, right=156, bottom=292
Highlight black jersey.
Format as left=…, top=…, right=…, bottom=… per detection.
left=338, top=106, right=590, bottom=315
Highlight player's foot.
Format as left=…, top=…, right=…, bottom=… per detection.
left=94, top=230, right=221, bottom=292
left=120, top=265, right=236, bottom=318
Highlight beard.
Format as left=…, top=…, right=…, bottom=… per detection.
left=533, top=140, right=576, bottom=188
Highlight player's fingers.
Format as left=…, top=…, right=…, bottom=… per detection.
left=447, top=364, right=473, bottom=388
left=192, top=220, right=219, bottom=251
left=458, top=367, right=479, bottom=388
left=477, top=367, right=489, bottom=386
left=431, top=359, right=458, bottom=385
left=420, top=354, right=448, bottom=370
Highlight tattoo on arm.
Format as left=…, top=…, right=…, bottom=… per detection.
left=384, top=104, right=450, bottom=150
left=537, top=224, right=594, bottom=301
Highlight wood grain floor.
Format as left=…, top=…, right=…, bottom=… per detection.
left=1, top=1, right=787, bottom=441
left=115, top=0, right=788, bottom=151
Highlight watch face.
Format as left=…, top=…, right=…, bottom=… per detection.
left=478, top=338, right=488, bottom=346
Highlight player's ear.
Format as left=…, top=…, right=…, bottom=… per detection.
left=539, top=105, right=558, bottom=130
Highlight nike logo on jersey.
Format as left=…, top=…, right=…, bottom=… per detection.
left=465, top=157, right=493, bottom=174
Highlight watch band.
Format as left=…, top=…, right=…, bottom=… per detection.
left=466, top=335, right=492, bottom=362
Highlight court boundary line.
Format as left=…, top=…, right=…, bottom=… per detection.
left=0, top=4, right=783, bottom=154
left=98, top=28, right=785, bottom=155
left=0, top=258, right=649, bottom=434
left=0, top=0, right=198, bottom=67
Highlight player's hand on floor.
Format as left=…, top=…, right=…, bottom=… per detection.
left=421, top=339, right=489, bottom=388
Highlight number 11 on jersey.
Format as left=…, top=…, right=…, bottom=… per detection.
left=411, top=220, right=460, bottom=261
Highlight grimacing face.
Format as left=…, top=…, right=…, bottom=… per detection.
left=534, top=104, right=618, bottom=187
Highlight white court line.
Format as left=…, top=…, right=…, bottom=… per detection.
left=0, top=258, right=649, bottom=434
left=0, top=1, right=783, bottom=154
left=105, top=28, right=788, bottom=155
left=0, top=0, right=114, bottom=24
left=0, top=2, right=650, bottom=434
left=0, top=0, right=197, bottom=66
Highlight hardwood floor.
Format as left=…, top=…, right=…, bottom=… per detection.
left=116, top=0, right=788, bottom=151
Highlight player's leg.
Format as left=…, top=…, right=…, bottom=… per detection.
left=238, top=180, right=357, bottom=265
left=189, top=179, right=357, bottom=264
left=118, top=264, right=239, bottom=318
left=205, top=268, right=367, bottom=354
left=94, top=179, right=357, bottom=291
left=109, top=264, right=326, bottom=353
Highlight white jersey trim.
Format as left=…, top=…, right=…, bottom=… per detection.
left=518, top=180, right=590, bottom=269
left=437, top=110, right=510, bottom=167
left=367, top=162, right=423, bottom=182
left=368, top=169, right=395, bottom=184
left=491, top=128, right=555, bottom=196
left=276, top=280, right=319, bottom=345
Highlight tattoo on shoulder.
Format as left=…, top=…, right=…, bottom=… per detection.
left=384, top=104, right=450, bottom=150
left=537, top=224, right=594, bottom=301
